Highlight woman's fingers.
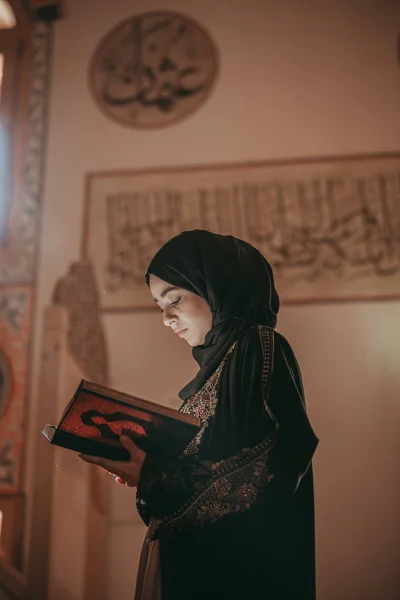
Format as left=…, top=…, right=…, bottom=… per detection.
left=78, top=445, right=144, bottom=487
left=119, top=434, right=142, bottom=455
left=79, top=454, right=120, bottom=471
left=79, top=453, right=104, bottom=466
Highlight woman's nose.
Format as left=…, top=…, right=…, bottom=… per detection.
left=163, top=307, right=177, bottom=327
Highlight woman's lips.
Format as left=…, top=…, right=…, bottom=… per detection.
left=176, top=329, right=188, bottom=337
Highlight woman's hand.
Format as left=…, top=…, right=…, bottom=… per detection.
left=79, top=435, right=146, bottom=487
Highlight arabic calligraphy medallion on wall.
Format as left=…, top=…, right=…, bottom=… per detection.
left=89, top=11, right=219, bottom=129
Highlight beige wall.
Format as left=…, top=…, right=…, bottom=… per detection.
left=27, top=1, right=400, bottom=599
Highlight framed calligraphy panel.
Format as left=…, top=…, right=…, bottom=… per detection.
left=82, top=153, right=400, bottom=311
left=88, top=11, right=219, bottom=129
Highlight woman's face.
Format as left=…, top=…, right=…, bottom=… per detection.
left=149, top=274, right=213, bottom=347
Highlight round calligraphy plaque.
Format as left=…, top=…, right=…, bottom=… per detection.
left=89, top=11, right=219, bottom=129
left=0, top=347, right=12, bottom=420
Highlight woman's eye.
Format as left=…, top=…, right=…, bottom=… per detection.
left=171, top=297, right=181, bottom=307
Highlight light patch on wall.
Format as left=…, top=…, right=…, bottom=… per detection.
left=0, top=1, right=16, bottom=29
left=372, top=316, right=400, bottom=373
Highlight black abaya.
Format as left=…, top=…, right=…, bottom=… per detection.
left=136, top=325, right=318, bottom=600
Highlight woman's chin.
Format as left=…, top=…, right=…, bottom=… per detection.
left=188, top=336, right=206, bottom=348
left=185, top=333, right=199, bottom=347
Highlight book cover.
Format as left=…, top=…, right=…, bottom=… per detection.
left=41, top=380, right=200, bottom=460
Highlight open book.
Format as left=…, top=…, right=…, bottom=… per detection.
left=41, top=380, right=200, bottom=460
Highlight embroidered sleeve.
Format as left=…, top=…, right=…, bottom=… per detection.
left=136, top=326, right=278, bottom=538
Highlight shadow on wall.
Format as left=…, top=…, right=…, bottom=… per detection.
left=279, top=301, right=400, bottom=600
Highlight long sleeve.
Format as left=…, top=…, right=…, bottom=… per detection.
left=136, top=326, right=278, bottom=538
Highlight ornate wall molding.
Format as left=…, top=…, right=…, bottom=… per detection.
left=0, top=286, right=31, bottom=492
left=0, top=20, right=52, bottom=284
left=52, top=262, right=110, bottom=386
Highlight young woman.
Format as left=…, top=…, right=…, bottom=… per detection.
left=80, top=230, right=319, bottom=600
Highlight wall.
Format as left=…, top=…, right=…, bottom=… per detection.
left=27, top=1, right=400, bottom=599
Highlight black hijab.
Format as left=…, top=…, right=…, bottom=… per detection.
left=145, top=230, right=280, bottom=400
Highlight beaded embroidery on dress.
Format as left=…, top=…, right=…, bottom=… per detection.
left=180, top=342, right=237, bottom=456
left=140, top=326, right=278, bottom=538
